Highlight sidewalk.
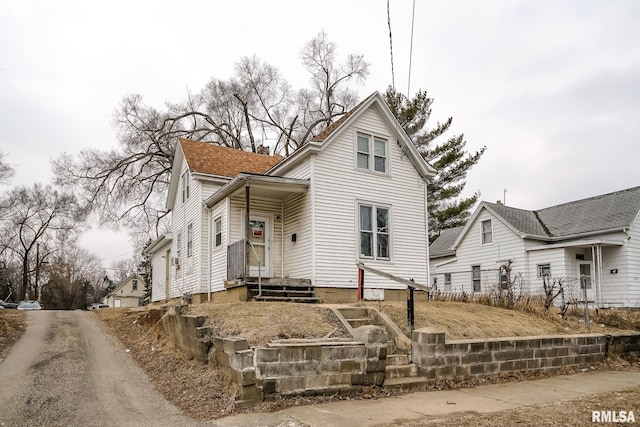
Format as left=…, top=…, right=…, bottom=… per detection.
left=214, top=370, right=640, bottom=426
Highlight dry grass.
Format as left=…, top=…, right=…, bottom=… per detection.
left=189, top=302, right=350, bottom=346
left=360, top=301, right=636, bottom=340
left=0, top=310, right=26, bottom=361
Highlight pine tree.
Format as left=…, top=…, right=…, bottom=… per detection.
left=137, top=239, right=153, bottom=305
left=384, top=87, right=485, bottom=241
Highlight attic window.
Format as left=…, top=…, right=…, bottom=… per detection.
left=481, top=220, right=493, bottom=244
left=357, top=133, right=387, bottom=173
left=181, top=171, right=190, bottom=203
left=132, top=279, right=138, bottom=291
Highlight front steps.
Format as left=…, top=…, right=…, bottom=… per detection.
left=246, top=278, right=320, bottom=303
left=332, top=306, right=429, bottom=390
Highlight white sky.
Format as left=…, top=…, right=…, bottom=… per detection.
left=2, top=0, right=639, bottom=267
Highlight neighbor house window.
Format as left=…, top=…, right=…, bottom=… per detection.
left=481, top=219, right=493, bottom=244
left=537, top=264, right=551, bottom=278
left=359, top=204, right=390, bottom=260
left=472, top=265, right=481, bottom=292
left=181, top=171, right=190, bottom=203
left=444, top=273, right=452, bottom=291
left=187, top=223, right=193, bottom=257
left=499, top=271, right=508, bottom=289
left=132, top=279, right=138, bottom=291
left=356, top=133, right=387, bottom=173
left=214, top=217, right=222, bottom=248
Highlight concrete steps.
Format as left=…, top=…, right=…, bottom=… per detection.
left=382, top=376, right=430, bottom=391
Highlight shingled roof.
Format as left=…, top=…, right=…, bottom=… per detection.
left=430, top=186, right=640, bottom=258
left=179, top=138, right=283, bottom=177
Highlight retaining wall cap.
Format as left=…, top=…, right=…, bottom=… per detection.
left=413, top=327, right=446, bottom=334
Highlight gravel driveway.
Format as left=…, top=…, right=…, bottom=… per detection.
left=0, top=310, right=206, bottom=427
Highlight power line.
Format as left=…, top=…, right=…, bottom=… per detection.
left=387, top=0, right=395, bottom=90
left=407, top=0, right=416, bottom=97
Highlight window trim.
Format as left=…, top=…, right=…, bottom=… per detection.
left=181, top=171, right=190, bottom=203
left=481, top=219, right=493, bottom=245
left=176, top=232, right=182, bottom=260
left=358, top=202, right=391, bottom=261
left=355, top=132, right=389, bottom=175
left=132, top=279, right=138, bottom=291
left=444, top=273, right=452, bottom=291
left=537, top=263, right=551, bottom=278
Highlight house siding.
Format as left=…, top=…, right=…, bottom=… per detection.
left=282, top=191, right=312, bottom=279
left=310, top=105, right=428, bottom=289
left=150, top=241, right=171, bottom=302
left=623, top=213, right=640, bottom=306
left=209, top=200, right=228, bottom=293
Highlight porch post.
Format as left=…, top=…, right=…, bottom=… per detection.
left=245, top=185, right=250, bottom=278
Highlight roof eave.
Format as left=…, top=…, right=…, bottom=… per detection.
left=203, top=173, right=310, bottom=208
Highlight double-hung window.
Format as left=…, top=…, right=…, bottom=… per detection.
left=187, top=224, right=193, bottom=257
left=472, top=265, right=481, bottom=292
left=481, top=219, right=492, bottom=244
left=444, top=273, right=452, bottom=291
left=132, top=279, right=138, bottom=291
left=357, top=133, right=387, bottom=173
left=181, top=171, right=190, bottom=203
left=214, top=217, right=222, bottom=248
left=359, top=204, right=390, bottom=260
left=537, top=264, right=551, bottom=278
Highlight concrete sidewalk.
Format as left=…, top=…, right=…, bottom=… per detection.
left=213, top=370, right=640, bottom=426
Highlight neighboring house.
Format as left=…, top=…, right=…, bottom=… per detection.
left=147, top=91, right=437, bottom=304
left=106, top=273, right=146, bottom=308
left=429, top=186, right=640, bottom=308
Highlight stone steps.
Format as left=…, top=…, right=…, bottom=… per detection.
left=382, top=376, right=430, bottom=391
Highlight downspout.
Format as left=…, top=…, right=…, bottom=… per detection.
left=281, top=200, right=285, bottom=278
left=245, top=185, right=251, bottom=278
left=207, top=208, right=212, bottom=302
left=423, top=177, right=430, bottom=283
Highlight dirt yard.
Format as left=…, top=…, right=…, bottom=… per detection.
left=0, top=310, right=26, bottom=361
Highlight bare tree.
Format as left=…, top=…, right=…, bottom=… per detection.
left=0, top=184, right=86, bottom=301
left=543, top=275, right=566, bottom=313
left=0, top=151, right=14, bottom=186
left=53, top=32, right=368, bottom=237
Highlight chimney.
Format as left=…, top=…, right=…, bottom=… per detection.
left=256, top=144, right=270, bottom=155
left=496, top=200, right=503, bottom=205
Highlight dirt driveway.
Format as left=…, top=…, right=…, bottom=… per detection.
left=0, top=310, right=205, bottom=427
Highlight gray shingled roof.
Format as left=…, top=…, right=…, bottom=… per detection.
left=536, top=186, right=640, bottom=237
left=429, top=186, right=640, bottom=259
left=429, top=226, right=464, bottom=257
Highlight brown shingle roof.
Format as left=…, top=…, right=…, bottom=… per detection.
left=178, top=138, right=283, bottom=177
left=310, top=95, right=371, bottom=142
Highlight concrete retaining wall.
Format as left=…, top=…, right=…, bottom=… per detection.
left=412, top=327, right=609, bottom=380
left=160, top=309, right=211, bottom=362
left=212, top=325, right=388, bottom=402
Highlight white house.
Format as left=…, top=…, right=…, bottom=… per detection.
left=429, top=186, right=640, bottom=308
left=147, top=91, right=437, bottom=304
left=106, top=273, right=146, bottom=308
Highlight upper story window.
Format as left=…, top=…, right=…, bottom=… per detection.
left=187, top=223, right=193, bottom=257
left=214, top=217, right=222, bottom=248
left=132, top=279, right=138, bottom=291
left=357, top=133, right=387, bottom=173
left=181, top=171, right=190, bottom=203
left=481, top=219, right=493, bottom=244
left=359, top=203, right=390, bottom=260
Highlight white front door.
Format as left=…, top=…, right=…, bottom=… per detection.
left=577, top=262, right=595, bottom=302
left=248, top=215, right=271, bottom=277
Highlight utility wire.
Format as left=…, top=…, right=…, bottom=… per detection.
left=387, top=0, right=395, bottom=90
left=407, top=0, right=416, bottom=97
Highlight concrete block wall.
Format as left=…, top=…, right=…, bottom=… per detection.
left=161, top=310, right=211, bottom=362
left=412, top=327, right=607, bottom=380
left=213, top=337, right=260, bottom=402
left=607, top=332, right=640, bottom=359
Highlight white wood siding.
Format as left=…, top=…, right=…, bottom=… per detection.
left=150, top=242, right=171, bottom=302
left=310, top=105, right=429, bottom=289
left=209, top=200, right=228, bottom=293
left=282, top=191, right=312, bottom=278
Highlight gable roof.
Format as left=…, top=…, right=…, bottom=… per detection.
left=439, top=186, right=640, bottom=256
left=429, top=226, right=464, bottom=258
left=179, top=138, right=283, bottom=177
left=107, top=273, right=144, bottom=297
left=269, top=91, right=437, bottom=179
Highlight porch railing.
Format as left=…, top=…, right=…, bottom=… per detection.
left=227, top=239, right=247, bottom=280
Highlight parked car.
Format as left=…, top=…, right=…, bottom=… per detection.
left=0, top=299, right=18, bottom=309
left=17, top=300, right=41, bottom=310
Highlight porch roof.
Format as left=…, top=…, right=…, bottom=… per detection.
left=203, top=173, right=309, bottom=208
left=526, top=238, right=626, bottom=252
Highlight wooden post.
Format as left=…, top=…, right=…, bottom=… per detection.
left=407, top=284, right=415, bottom=333
left=357, top=267, right=364, bottom=301
left=581, top=275, right=591, bottom=332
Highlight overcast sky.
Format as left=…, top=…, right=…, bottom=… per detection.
left=2, top=0, right=639, bottom=267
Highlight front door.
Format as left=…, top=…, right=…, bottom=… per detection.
left=577, top=262, right=595, bottom=303
left=248, top=215, right=271, bottom=277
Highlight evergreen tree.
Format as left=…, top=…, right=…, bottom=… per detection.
left=137, top=239, right=152, bottom=305
left=384, top=87, right=485, bottom=241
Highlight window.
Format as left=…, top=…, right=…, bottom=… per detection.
left=132, top=279, right=138, bottom=291
left=214, top=217, right=222, bottom=248
left=444, top=273, right=452, bottom=291
left=187, top=224, right=193, bottom=257
left=472, top=265, right=481, bottom=292
left=499, top=271, right=508, bottom=289
left=359, top=204, right=390, bottom=260
left=176, top=232, right=182, bottom=260
left=537, top=264, right=551, bottom=278
left=181, top=171, right=190, bottom=203
left=356, top=133, right=387, bottom=173
left=481, top=219, right=492, bottom=244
